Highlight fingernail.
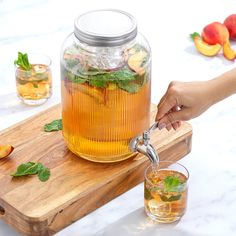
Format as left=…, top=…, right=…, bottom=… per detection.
left=158, top=123, right=166, bottom=130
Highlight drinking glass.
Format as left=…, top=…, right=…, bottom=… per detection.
left=144, top=161, right=189, bottom=223
left=15, top=53, right=52, bottom=105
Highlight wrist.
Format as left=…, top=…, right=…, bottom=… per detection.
left=207, top=69, right=236, bottom=105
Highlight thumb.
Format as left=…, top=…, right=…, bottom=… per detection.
left=157, top=109, right=191, bottom=129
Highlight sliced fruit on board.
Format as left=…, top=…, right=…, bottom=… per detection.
left=191, top=32, right=222, bottom=57
left=0, top=144, right=14, bottom=158
left=223, top=41, right=236, bottom=61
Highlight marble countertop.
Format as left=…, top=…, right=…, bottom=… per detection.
left=1, top=0, right=236, bottom=235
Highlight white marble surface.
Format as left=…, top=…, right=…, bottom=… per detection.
left=1, top=0, right=236, bottom=235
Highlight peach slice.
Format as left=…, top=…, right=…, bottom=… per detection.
left=223, top=41, right=236, bottom=61
left=191, top=32, right=222, bottom=57
left=0, top=145, right=14, bottom=158
left=128, top=50, right=147, bottom=75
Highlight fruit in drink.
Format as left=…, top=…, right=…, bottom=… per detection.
left=16, top=64, right=52, bottom=100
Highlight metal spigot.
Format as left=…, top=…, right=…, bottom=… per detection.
left=129, top=122, right=160, bottom=165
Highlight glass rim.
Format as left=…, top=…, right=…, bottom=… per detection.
left=14, top=53, right=52, bottom=71
left=144, top=161, right=189, bottom=186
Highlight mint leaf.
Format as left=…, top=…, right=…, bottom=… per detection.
left=73, top=75, right=86, bottom=84
left=44, top=119, right=62, bottom=132
left=190, top=32, right=200, bottom=40
left=38, top=167, right=50, bottom=182
left=66, top=70, right=86, bottom=83
left=163, top=175, right=185, bottom=192
left=117, top=81, right=141, bottom=93
left=64, top=62, right=142, bottom=93
left=36, top=163, right=45, bottom=172
left=14, top=52, right=32, bottom=71
left=11, top=162, right=51, bottom=182
left=11, top=162, right=36, bottom=177
left=88, top=68, right=138, bottom=91
left=66, top=58, right=78, bottom=68
left=111, top=69, right=136, bottom=81
left=89, top=74, right=108, bottom=88
left=160, top=194, right=182, bottom=202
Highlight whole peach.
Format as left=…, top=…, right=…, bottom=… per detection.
left=202, top=22, right=229, bottom=45
left=224, top=14, right=236, bottom=41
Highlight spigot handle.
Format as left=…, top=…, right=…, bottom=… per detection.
left=148, top=122, right=158, bottom=133
left=129, top=121, right=160, bottom=164
left=129, top=122, right=159, bottom=151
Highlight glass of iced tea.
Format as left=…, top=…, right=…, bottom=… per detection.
left=15, top=53, right=52, bottom=105
left=144, top=161, right=189, bottom=223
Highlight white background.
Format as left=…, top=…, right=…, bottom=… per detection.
left=1, top=0, right=236, bottom=235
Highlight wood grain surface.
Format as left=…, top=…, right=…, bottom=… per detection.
left=0, top=104, right=192, bottom=236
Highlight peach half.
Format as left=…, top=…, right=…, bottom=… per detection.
left=202, top=22, right=229, bottom=45
left=224, top=14, right=236, bottom=41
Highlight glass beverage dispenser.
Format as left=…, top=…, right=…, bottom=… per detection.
left=61, top=9, right=151, bottom=162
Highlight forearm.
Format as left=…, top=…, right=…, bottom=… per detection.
left=208, top=67, right=236, bottom=105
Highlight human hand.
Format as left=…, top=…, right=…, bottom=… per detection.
left=155, top=81, right=214, bottom=131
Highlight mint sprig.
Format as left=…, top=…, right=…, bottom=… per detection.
left=38, top=167, right=51, bottom=182
left=163, top=175, right=185, bottom=193
left=190, top=32, right=200, bottom=40
left=14, top=52, right=32, bottom=71
left=44, top=119, right=62, bottom=132
left=11, top=162, right=50, bottom=182
left=65, top=68, right=142, bottom=93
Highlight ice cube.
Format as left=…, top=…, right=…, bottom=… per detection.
left=33, top=64, right=47, bottom=74
left=148, top=199, right=170, bottom=216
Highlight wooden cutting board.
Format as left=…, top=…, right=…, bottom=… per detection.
left=0, top=104, right=192, bottom=236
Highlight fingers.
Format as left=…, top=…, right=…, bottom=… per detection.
left=158, top=109, right=190, bottom=131
left=156, top=94, right=177, bottom=121
left=163, top=121, right=181, bottom=131
left=172, top=122, right=179, bottom=130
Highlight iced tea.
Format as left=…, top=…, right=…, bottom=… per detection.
left=144, top=162, right=188, bottom=223
left=15, top=53, right=52, bottom=105
left=61, top=44, right=151, bottom=162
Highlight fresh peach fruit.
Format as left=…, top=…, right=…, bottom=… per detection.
left=224, top=14, right=236, bottom=41
left=0, top=144, right=14, bottom=158
left=191, top=32, right=221, bottom=56
left=202, top=22, right=229, bottom=45
left=223, top=41, right=236, bottom=60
